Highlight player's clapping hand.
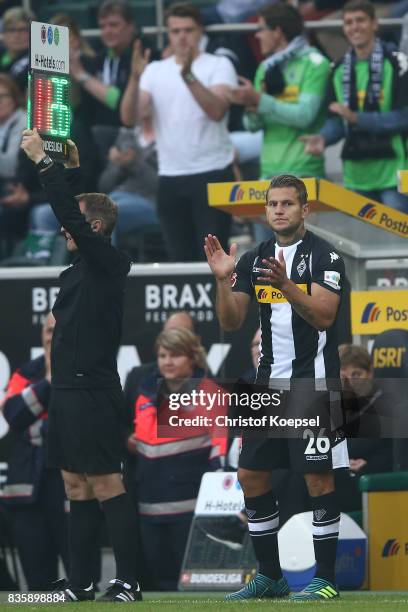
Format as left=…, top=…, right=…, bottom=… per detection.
left=20, top=128, right=45, bottom=164
left=257, top=250, right=289, bottom=289
left=204, top=234, right=237, bottom=281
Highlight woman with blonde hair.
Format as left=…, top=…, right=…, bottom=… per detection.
left=129, top=327, right=225, bottom=590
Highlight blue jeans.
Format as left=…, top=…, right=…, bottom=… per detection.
left=109, top=191, right=159, bottom=246
left=30, top=203, right=59, bottom=233
left=356, top=188, right=408, bottom=214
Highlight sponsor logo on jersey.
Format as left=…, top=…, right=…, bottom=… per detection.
left=229, top=184, right=244, bottom=202
left=255, top=284, right=307, bottom=303
left=329, top=252, right=340, bottom=263
left=358, top=203, right=378, bottom=220
left=361, top=302, right=381, bottom=323
left=324, top=270, right=341, bottom=290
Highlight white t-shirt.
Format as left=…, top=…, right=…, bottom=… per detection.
left=140, top=53, right=237, bottom=176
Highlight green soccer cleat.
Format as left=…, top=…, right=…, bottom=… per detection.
left=225, top=574, right=290, bottom=601
left=289, top=577, right=340, bottom=601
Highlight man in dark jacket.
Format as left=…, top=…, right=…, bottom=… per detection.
left=21, top=129, right=141, bottom=603
left=1, top=313, right=70, bottom=590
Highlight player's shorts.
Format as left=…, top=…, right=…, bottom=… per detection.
left=47, top=387, right=125, bottom=474
left=238, top=433, right=349, bottom=473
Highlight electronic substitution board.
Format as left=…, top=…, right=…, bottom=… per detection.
left=28, top=21, right=70, bottom=160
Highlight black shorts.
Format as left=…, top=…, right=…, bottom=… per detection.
left=238, top=433, right=349, bottom=474
left=47, top=387, right=125, bottom=475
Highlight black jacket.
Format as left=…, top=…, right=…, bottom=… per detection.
left=39, top=163, right=131, bottom=388
left=2, top=356, right=51, bottom=505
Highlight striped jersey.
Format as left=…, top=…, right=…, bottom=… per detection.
left=232, top=230, right=345, bottom=383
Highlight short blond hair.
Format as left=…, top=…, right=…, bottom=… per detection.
left=155, top=328, right=207, bottom=371
left=3, top=7, right=34, bottom=30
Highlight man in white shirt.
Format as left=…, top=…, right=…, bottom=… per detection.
left=121, top=2, right=237, bottom=262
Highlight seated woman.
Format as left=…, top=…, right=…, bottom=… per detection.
left=0, top=73, right=27, bottom=252
left=128, top=328, right=225, bottom=590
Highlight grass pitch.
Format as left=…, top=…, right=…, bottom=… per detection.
left=0, top=591, right=408, bottom=611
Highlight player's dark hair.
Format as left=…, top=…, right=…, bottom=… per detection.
left=98, top=0, right=134, bottom=23
left=165, top=2, right=203, bottom=27
left=258, top=3, right=303, bottom=42
left=339, top=344, right=372, bottom=371
left=342, top=0, right=376, bottom=20
left=267, top=174, right=308, bottom=206
left=76, top=193, right=118, bottom=237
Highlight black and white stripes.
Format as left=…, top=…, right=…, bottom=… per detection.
left=247, top=507, right=280, bottom=538
left=312, top=510, right=340, bottom=541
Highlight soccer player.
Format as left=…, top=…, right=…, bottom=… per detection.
left=21, top=129, right=141, bottom=603
left=205, top=174, right=348, bottom=601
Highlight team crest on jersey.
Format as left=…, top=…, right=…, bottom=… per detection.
left=297, top=258, right=306, bottom=277
left=230, top=272, right=237, bottom=288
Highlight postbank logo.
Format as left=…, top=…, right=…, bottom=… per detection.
left=351, top=290, right=408, bottom=334
left=229, top=184, right=244, bottom=202
left=382, top=539, right=401, bottom=557
left=361, top=302, right=381, bottom=323
left=358, top=203, right=377, bottom=220
left=255, top=284, right=307, bottom=303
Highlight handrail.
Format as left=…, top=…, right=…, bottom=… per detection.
left=0, top=16, right=401, bottom=42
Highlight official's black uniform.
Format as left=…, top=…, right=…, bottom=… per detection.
left=232, top=230, right=349, bottom=473
left=38, top=163, right=131, bottom=474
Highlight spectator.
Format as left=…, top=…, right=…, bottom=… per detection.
left=230, top=3, right=330, bottom=240
left=121, top=2, right=237, bottom=262
left=1, top=315, right=76, bottom=589
left=50, top=14, right=98, bottom=144
left=52, top=15, right=101, bottom=192
left=123, top=311, right=196, bottom=590
left=124, top=311, right=196, bottom=423
left=302, top=0, right=408, bottom=212
left=0, top=74, right=27, bottom=248
left=97, top=126, right=160, bottom=246
left=0, top=7, right=33, bottom=96
left=128, top=328, right=225, bottom=589
left=336, top=343, right=393, bottom=512
left=68, top=0, right=150, bottom=128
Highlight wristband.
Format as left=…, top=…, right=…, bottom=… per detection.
left=183, top=71, right=196, bottom=85
left=36, top=155, right=54, bottom=171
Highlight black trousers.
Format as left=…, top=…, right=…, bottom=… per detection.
left=157, top=165, right=234, bottom=262
left=139, top=514, right=192, bottom=590
left=12, top=469, right=69, bottom=591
